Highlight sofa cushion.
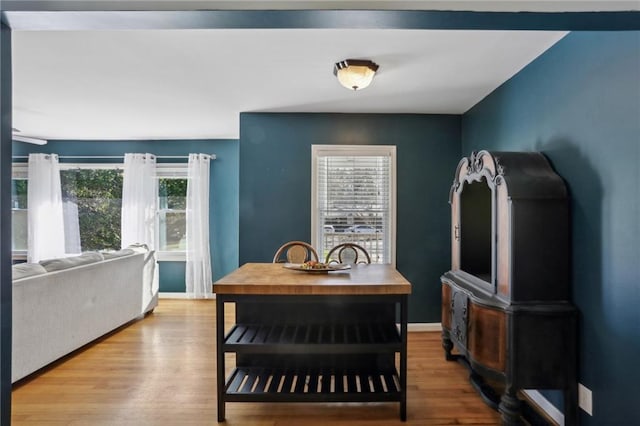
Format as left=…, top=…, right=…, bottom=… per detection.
left=40, top=252, right=105, bottom=272
left=12, top=263, right=48, bottom=280
left=101, top=248, right=135, bottom=259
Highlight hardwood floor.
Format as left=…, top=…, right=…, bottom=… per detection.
left=11, top=299, right=500, bottom=425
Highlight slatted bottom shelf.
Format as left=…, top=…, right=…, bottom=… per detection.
left=225, top=367, right=402, bottom=403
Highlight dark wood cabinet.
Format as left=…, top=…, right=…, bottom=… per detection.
left=441, top=151, right=578, bottom=425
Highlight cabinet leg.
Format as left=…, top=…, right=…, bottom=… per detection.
left=469, top=371, right=500, bottom=410
left=499, top=388, right=523, bottom=425
left=442, top=332, right=455, bottom=361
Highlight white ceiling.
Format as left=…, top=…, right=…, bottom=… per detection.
left=12, top=29, right=568, bottom=140
left=9, top=1, right=636, bottom=141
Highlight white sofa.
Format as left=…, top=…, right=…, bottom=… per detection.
left=11, top=248, right=158, bottom=383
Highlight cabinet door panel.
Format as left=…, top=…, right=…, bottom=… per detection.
left=441, top=284, right=452, bottom=330
left=467, top=302, right=506, bottom=373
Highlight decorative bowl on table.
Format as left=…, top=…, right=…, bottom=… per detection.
left=283, top=261, right=351, bottom=273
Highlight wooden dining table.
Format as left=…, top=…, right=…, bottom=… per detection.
left=213, top=262, right=412, bottom=422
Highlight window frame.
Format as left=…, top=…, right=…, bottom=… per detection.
left=311, top=145, right=397, bottom=267
left=155, top=164, right=188, bottom=261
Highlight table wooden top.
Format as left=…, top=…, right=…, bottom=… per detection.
left=213, top=263, right=412, bottom=296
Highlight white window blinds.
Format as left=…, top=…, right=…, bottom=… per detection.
left=312, top=145, right=396, bottom=265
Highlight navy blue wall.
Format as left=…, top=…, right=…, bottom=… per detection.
left=462, top=31, right=640, bottom=425
left=239, top=113, right=460, bottom=322
left=13, top=139, right=240, bottom=291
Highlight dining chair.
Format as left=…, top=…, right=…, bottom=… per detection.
left=272, top=241, right=320, bottom=264
left=325, top=242, right=371, bottom=265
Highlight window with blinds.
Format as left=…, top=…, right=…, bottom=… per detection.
left=311, top=145, right=396, bottom=265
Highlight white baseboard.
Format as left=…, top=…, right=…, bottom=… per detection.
left=408, top=323, right=442, bottom=332
left=522, top=390, right=564, bottom=426
left=159, top=292, right=189, bottom=299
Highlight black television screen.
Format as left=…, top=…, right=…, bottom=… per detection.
left=459, top=177, right=492, bottom=283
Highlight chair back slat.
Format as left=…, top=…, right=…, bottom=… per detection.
left=273, top=241, right=319, bottom=264
left=325, top=243, right=371, bottom=265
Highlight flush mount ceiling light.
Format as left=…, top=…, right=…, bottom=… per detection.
left=333, top=59, right=379, bottom=91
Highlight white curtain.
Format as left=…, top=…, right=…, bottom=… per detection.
left=121, top=153, right=157, bottom=249
left=185, top=153, right=213, bottom=299
left=63, top=200, right=81, bottom=254
left=122, top=153, right=159, bottom=302
left=27, top=153, right=66, bottom=263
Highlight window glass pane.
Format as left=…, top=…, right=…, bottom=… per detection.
left=12, top=179, right=28, bottom=209
left=60, top=169, right=123, bottom=252
left=158, top=178, right=187, bottom=252
left=159, top=178, right=187, bottom=210
left=12, top=179, right=28, bottom=251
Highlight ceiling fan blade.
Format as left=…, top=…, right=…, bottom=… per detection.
left=12, top=134, right=48, bottom=145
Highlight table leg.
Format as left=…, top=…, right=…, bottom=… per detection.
left=400, top=294, right=408, bottom=421
left=216, top=298, right=225, bottom=422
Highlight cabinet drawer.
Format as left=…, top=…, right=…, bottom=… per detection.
left=467, top=302, right=506, bottom=373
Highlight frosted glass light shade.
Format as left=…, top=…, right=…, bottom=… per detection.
left=333, top=59, right=379, bottom=91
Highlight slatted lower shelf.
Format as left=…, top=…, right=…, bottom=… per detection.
left=225, top=367, right=401, bottom=402
left=225, top=322, right=400, bottom=353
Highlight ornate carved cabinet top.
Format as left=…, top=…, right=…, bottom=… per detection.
left=448, top=150, right=569, bottom=303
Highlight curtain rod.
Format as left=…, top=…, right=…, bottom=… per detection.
left=11, top=154, right=216, bottom=160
